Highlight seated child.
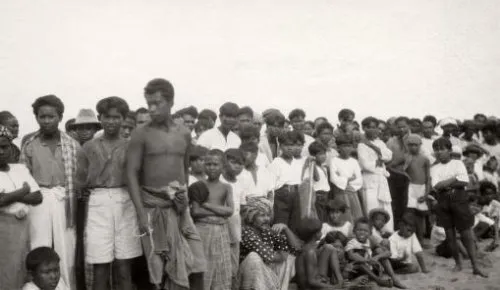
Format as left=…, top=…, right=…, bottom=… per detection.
left=188, top=145, right=208, bottom=186
left=483, top=157, right=499, bottom=189
left=388, top=215, right=429, bottom=274
left=308, top=141, right=331, bottom=223
left=23, top=247, right=69, bottom=290
left=295, top=217, right=343, bottom=289
left=320, top=199, right=353, bottom=239
left=369, top=208, right=393, bottom=248
left=478, top=181, right=500, bottom=251
left=345, top=217, right=407, bottom=289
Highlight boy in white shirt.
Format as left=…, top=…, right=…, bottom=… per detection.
left=23, top=247, right=69, bottom=290
left=430, top=137, right=487, bottom=277
left=239, top=142, right=273, bottom=199
left=308, top=141, right=331, bottom=222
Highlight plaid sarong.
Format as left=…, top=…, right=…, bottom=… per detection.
left=20, top=130, right=79, bottom=228
left=237, top=252, right=280, bottom=290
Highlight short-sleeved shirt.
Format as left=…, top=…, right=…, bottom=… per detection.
left=76, top=136, right=128, bottom=189
left=240, top=226, right=294, bottom=264
left=0, top=164, right=40, bottom=216
left=321, top=221, right=352, bottom=239
left=371, top=228, right=393, bottom=245
left=197, top=127, right=241, bottom=151
left=22, top=136, right=65, bottom=187
left=268, top=157, right=305, bottom=190
left=388, top=232, right=422, bottom=264
left=345, top=238, right=373, bottom=259
left=483, top=200, right=500, bottom=220
left=430, top=159, right=469, bottom=188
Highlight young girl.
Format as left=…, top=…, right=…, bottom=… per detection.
left=320, top=199, right=353, bottom=239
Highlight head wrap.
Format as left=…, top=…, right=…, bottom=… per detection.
left=240, top=197, right=272, bottom=226
left=0, top=125, right=13, bottom=141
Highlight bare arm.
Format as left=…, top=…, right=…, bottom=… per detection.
left=0, top=184, right=30, bottom=207
left=20, top=191, right=42, bottom=205
left=202, top=185, right=234, bottom=217
left=415, top=252, right=428, bottom=272
left=190, top=201, right=216, bottom=219
left=126, top=131, right=147, bottom=232
left=347, top=250, right=368, bottom=263
left=425, top=158, right=432, bottom=193
left=372, top=247, right=391, bottom=261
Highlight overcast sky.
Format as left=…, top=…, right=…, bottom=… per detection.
left=1, top=0, right=499, bottom=135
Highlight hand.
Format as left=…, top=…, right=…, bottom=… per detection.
left=21, top=182, right=30, bottom=194
left=417, top=195, right=427, bottom=203
left=380, top=239, right=390, bottom=248
left=368, top=258, right=379, bottom=265
left=272, top=223, right=288, bottom=234
left=137, top=213, right=150, bottom=236
left=348, top=174, right=357, bottom=182
left=344, top=263, right=354, bottom=273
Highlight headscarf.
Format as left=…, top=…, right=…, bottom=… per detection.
left=0, top=125, right=13, bottom=141
left=240, top=196, right=272, bottom=226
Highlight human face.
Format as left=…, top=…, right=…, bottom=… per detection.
left=409, top=121, right=422, bottom=134
left=434, top=146, right=451, bottom=163
left=317, top=128, right=333, bottom=146
left=220, top=114, right=238, bottom=131
left=100, top=108, right=123, bottom=137
left=76, top=124, right=98, bottom=144
left=280, top=142, right=294, bottom=159
left=0, top=137, right=11, bottom=165
left=36, top=105, right=61, bottom=135
left=290, top=116, right=305, bottom=132
left=372, top=213, right=387, bottom=231
left=399, top=224, right=415, bottom=239
left=3, top=117, right=19, bottom=139
left=32, top=261, right=61, bottom=290
left=363, top=121, right=379, bottom=140
left=422, top=121, right=435, bottom=139
left=303, top=123, right=314, bottom=137
left=316, top=152, right=327, bottom=165
left=463, top=158, right=475, bottom=174
left=338, top=144, right=353, bottom=159
left=190, top=157, right=205, bottom=175
left=483, top=130, right=496, bottom=144
left=204, top=155, right=223, bottom=181
left=486, top=158, right=498, bottom=171
left=354, top=223, right=371, bottom=243
left=253, top=212, right=271, bottom=230
left=145, top=91, right=172, bottom=124
left=408, top=143, right=420, bottom=155
left=238, top=114, right=253, bottom=128
left=182, top=114, right=196, bottom=132
left=441, top=124, right=457, bottom=137
left=332, top=239, right=344, bottom=250
left=395, top=120, right=410, bottom=138
left=293, top=142, right=304, bottom=158
left=242, top=151, right=258, bottom=167
left=226, top=158, right=244, bottom=177
left=136, top=113, right=151, bottom=127
left=120, top=118, right=135, bottom=140
left=328, top=209, right=343, bottom=225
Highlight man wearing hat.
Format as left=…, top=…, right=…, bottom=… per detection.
left=70, top=109, right=102, bottom=145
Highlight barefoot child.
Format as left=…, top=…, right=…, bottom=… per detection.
left=430, top=137, right=488, bottom=277
left=369, top=208, right=392, bottom=248
left=405, top=134, right=431, bottom=244
left=308, top=141, right=331, bottom=222
left=295, top=217, right=343, bottom=289
left=320, top=199, right=353, bottom=239
left=23, top=247, right=69, bottom=290
left=191, top=149, right=234, bottom=290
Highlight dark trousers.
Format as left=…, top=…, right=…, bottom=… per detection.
left=387, top=169, right=409, bottom=230
left=273, top=185, right=300, bottom=233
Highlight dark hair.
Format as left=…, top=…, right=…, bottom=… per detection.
left=314, top=117, right=328, bottom=124
left=361, top=117, right=379, bottom=128
left=304, top=121, right=314, bottom=128
left=238, top=106, right=254, bottom=118
left=432, top=137, right=452, bottom=151
left=136, top=107, right=149, bottom=115
left=224, top=148, right=244, bottom=164
left=239, top=125, right=260, bottom=142
left=400, top=213, right=417, bottom=229
left=296, top=217, right=322, bottom=242
left=481, top=121, right=497, bottom=134
left=423, top=115, right=437, bottom=127
left=354, top=217, right=371, bottom=231
left=409, top=118, right=422, bottom=126
left=479, top=180, right=497, bottom=196
left=206, top=149, right=224, bottom=161
left=338, top=109, right=355, bottom=121
left=315, top=122, right=333, bottom=136
left=65, top=118, right=75, bottom=132
left=0, top=111, right=15, bottom=125
left=144, top=78, right=174, bottom=101
left=26, top=247, right=60, bottom=272
left=219, top=102, right=239, bottom=117
left=32, top=95, right=65, bottom=117
left=189, top=145, right=209, bottom=162
left=239, top=141, right=259, bottom=153
left=182, top=106, right=198, bottom=118
left=394, top=116, right=410, bottom=125
left=336, top=134, right=353, bottom=147
left=308, top=141, right=326, bottom=156
left=195, top=119, right=211, bottom=133
left=265, top=112, right=285, bottom=127
left=199, top=109, right=217, bottom=122
left=283, top=131, right=305, bottom=145
left=324, top=231, right=348, bottom=246
left=474, top=113, right=487, bottom=121
left=96, top=96, right=130, bottom=119
left=278, top=131, right=299, bottom=145
left=288, top=109, right=306, bottom=121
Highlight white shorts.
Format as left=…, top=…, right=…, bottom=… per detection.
left=85, top=188, right=143, bottom=264
left=407, top=183, right=428, bottom=211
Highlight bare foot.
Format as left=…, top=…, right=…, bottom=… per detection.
left=473, top=268, right=489, bottom=278
left=376, top=277, right=393, bottom=288
left=393, top=279, right=408, bottom=289
left=452, top=264, right=462, bottom=272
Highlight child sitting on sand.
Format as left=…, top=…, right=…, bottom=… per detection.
left=478, top=181, right=499, bottom=251
left=369, top=208, right=393, bottom=248
left=320, top=199, right=353, bottom=239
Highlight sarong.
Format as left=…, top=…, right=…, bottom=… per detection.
left=196, top=218, right=232, bottom=290
left=337, top=189, right=364, bottom=224
left=0, top=213, right=29, bottom=290
left=407, top=183, right=428, bottom=211
left=237, top=252, right=295, bottom=290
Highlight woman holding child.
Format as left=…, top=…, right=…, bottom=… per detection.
left=0, top=125, right=43, bottom=289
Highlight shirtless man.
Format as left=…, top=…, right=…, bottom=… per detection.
left=191, top=149, right=234, bottom=290
left=127, top=78, right=206, bottom=290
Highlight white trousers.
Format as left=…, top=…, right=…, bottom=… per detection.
left=29, top=187, right=75, bottom=289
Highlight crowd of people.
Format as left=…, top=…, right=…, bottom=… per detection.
left=0, top=77, right=499, bottom=290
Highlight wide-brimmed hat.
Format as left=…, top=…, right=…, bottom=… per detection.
left=368, top=208, right=391, bottom=223
left=463, top=144, right=484, bottom=157
left=69, top=109, right=101, bottom=129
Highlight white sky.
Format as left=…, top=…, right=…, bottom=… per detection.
left=1, top=0, right=499, bottom=135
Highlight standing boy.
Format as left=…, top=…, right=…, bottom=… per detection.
left=191, top=149, right=234, bottom=290
left=239, top=142, right=273, bottom=199
left=76, top=97, right=142, bottom=290
left=21, top=95, right=80, bottom=288
left=197, top=103, right=241, bottom=151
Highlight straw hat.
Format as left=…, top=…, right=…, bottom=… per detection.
left=69, top=109, right=101, bottom=129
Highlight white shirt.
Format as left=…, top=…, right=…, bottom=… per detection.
left=268, top=157, right=306, bottom=190
left=474, top=212, right=495, bottom=227
left=430, top=159, right=469, bottom=187
left=301, top=134, right=316, bottom=158
left=482, top=143, right=500, bottom=163
left=221, top=175, right=250, bottom=243
left=388, top=232, right=423, bottom=264
left=197, top=127, right=241, bottom=151
left=188, top=174, right=204, bottom=186
left=314, top=165, right=330, bottom=192
left=483, top=171, right=499, bottom=189
left=256, top=152, right=270, bottom=168
left=483, top=199, right=500, bottom=220
left=357, top=140, right=392, bottom=175
left=23, top=280, right=69, bottom=290
left=0, top=164, right=40, bottom=217
left=242, top=167, right=273, bottom=198
left=321, top=221, right=353, bottom=239
left=421, top=136, right=437, bottom=164
left=329, top=157, right=363, bottom=191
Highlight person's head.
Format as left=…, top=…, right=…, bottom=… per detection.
left=204, top=149, right=224, bottom=181
left=377, top=120, right=391, bottom=142
left=32, top=95, right=64, bottom=135
left=432, top=137, right=452, bottom=163
left=96, top=97, right=130, bottom=138
left=296, top=217, right=323, bottom=243
left=361, top=117, right=379, bottom=140
left=224, top=148, right=244, bottom=178
left=198, top=109, right=217, bottom=129
left=26, top=247, right=61, bottom=290
left=407, top=134, right=422, bottom=155
left=314, top=116, right=328, bottom=131
left=284, top=119, right=291, bottom=131
left=239, top=124, right=260, bottom=145
left=189, top=146, right=208, bottom=175
left=308, top=141, right=327, bottom=165
left=423, top=115, right=437, bottom=128
left=315, top=122, right=334, bottom=146
left=439, top=118, right=458, bottom=137
left=463, top=157, right=475, bottom=175
left=237, top=106, right=254, bottom=128
left=291, top=131, right=305, bottom=158
left=64, top=119, right=78, bottom=140
left=336, top=134, right=353, bottom=159
left=353, top=217, right=372, bottom=243
left=474, top=113, right=487, bottom=127
left=398, top=214, right=416, bottom=239
left=463, top=144, right=483, bottom=161
left=422, top=120, right=435, bottom=139
left=484, top=156, right=498, bottom=172
left=172, top=111, right=184, bottom=125
left=324, top=231, right=348, bottom=250
left=194, top=119, right=211, bottom=138
left=252, top=112, right=264, bottom=132
left=461, top=120, right=477, bottom=140
left=70, top=109, right=102, bottom=144
left=135, top=107, right=151, bottom=127
left=219, top=102, right=239, bottom=131
left=394, top=116, right=410, bottom=138
left=265, top=110, right=286, bottom=139
left=338, top=109, right=355, bottom=130
left=479, top=180, right=498, bottom=205
left=368, top=208, right=390, bottom=231
left=352, top=121, right=360, bottom=132
left=240, top=142, right=259, bottom=168
left=120, top=111, right=136, bottom=140
left=181, top=106, right=198, bottom=132
left=481, top=121, right=497, bottom=144
left=302, top=121, right=314, bottom=137
left=409, top=118, right=422, bottom=134
left=326, top=199, right=348, bottom=225
left=288, top=109, right=306, bottom=132
left=144, top=78, right=175, bottom=124
left=278, top=131, right=299, bottom=159
left=0, top=111, right=19, bottom=139
left=0, top=126, right=13, bottom=166
left=241, top=197, right=273, bottom=230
